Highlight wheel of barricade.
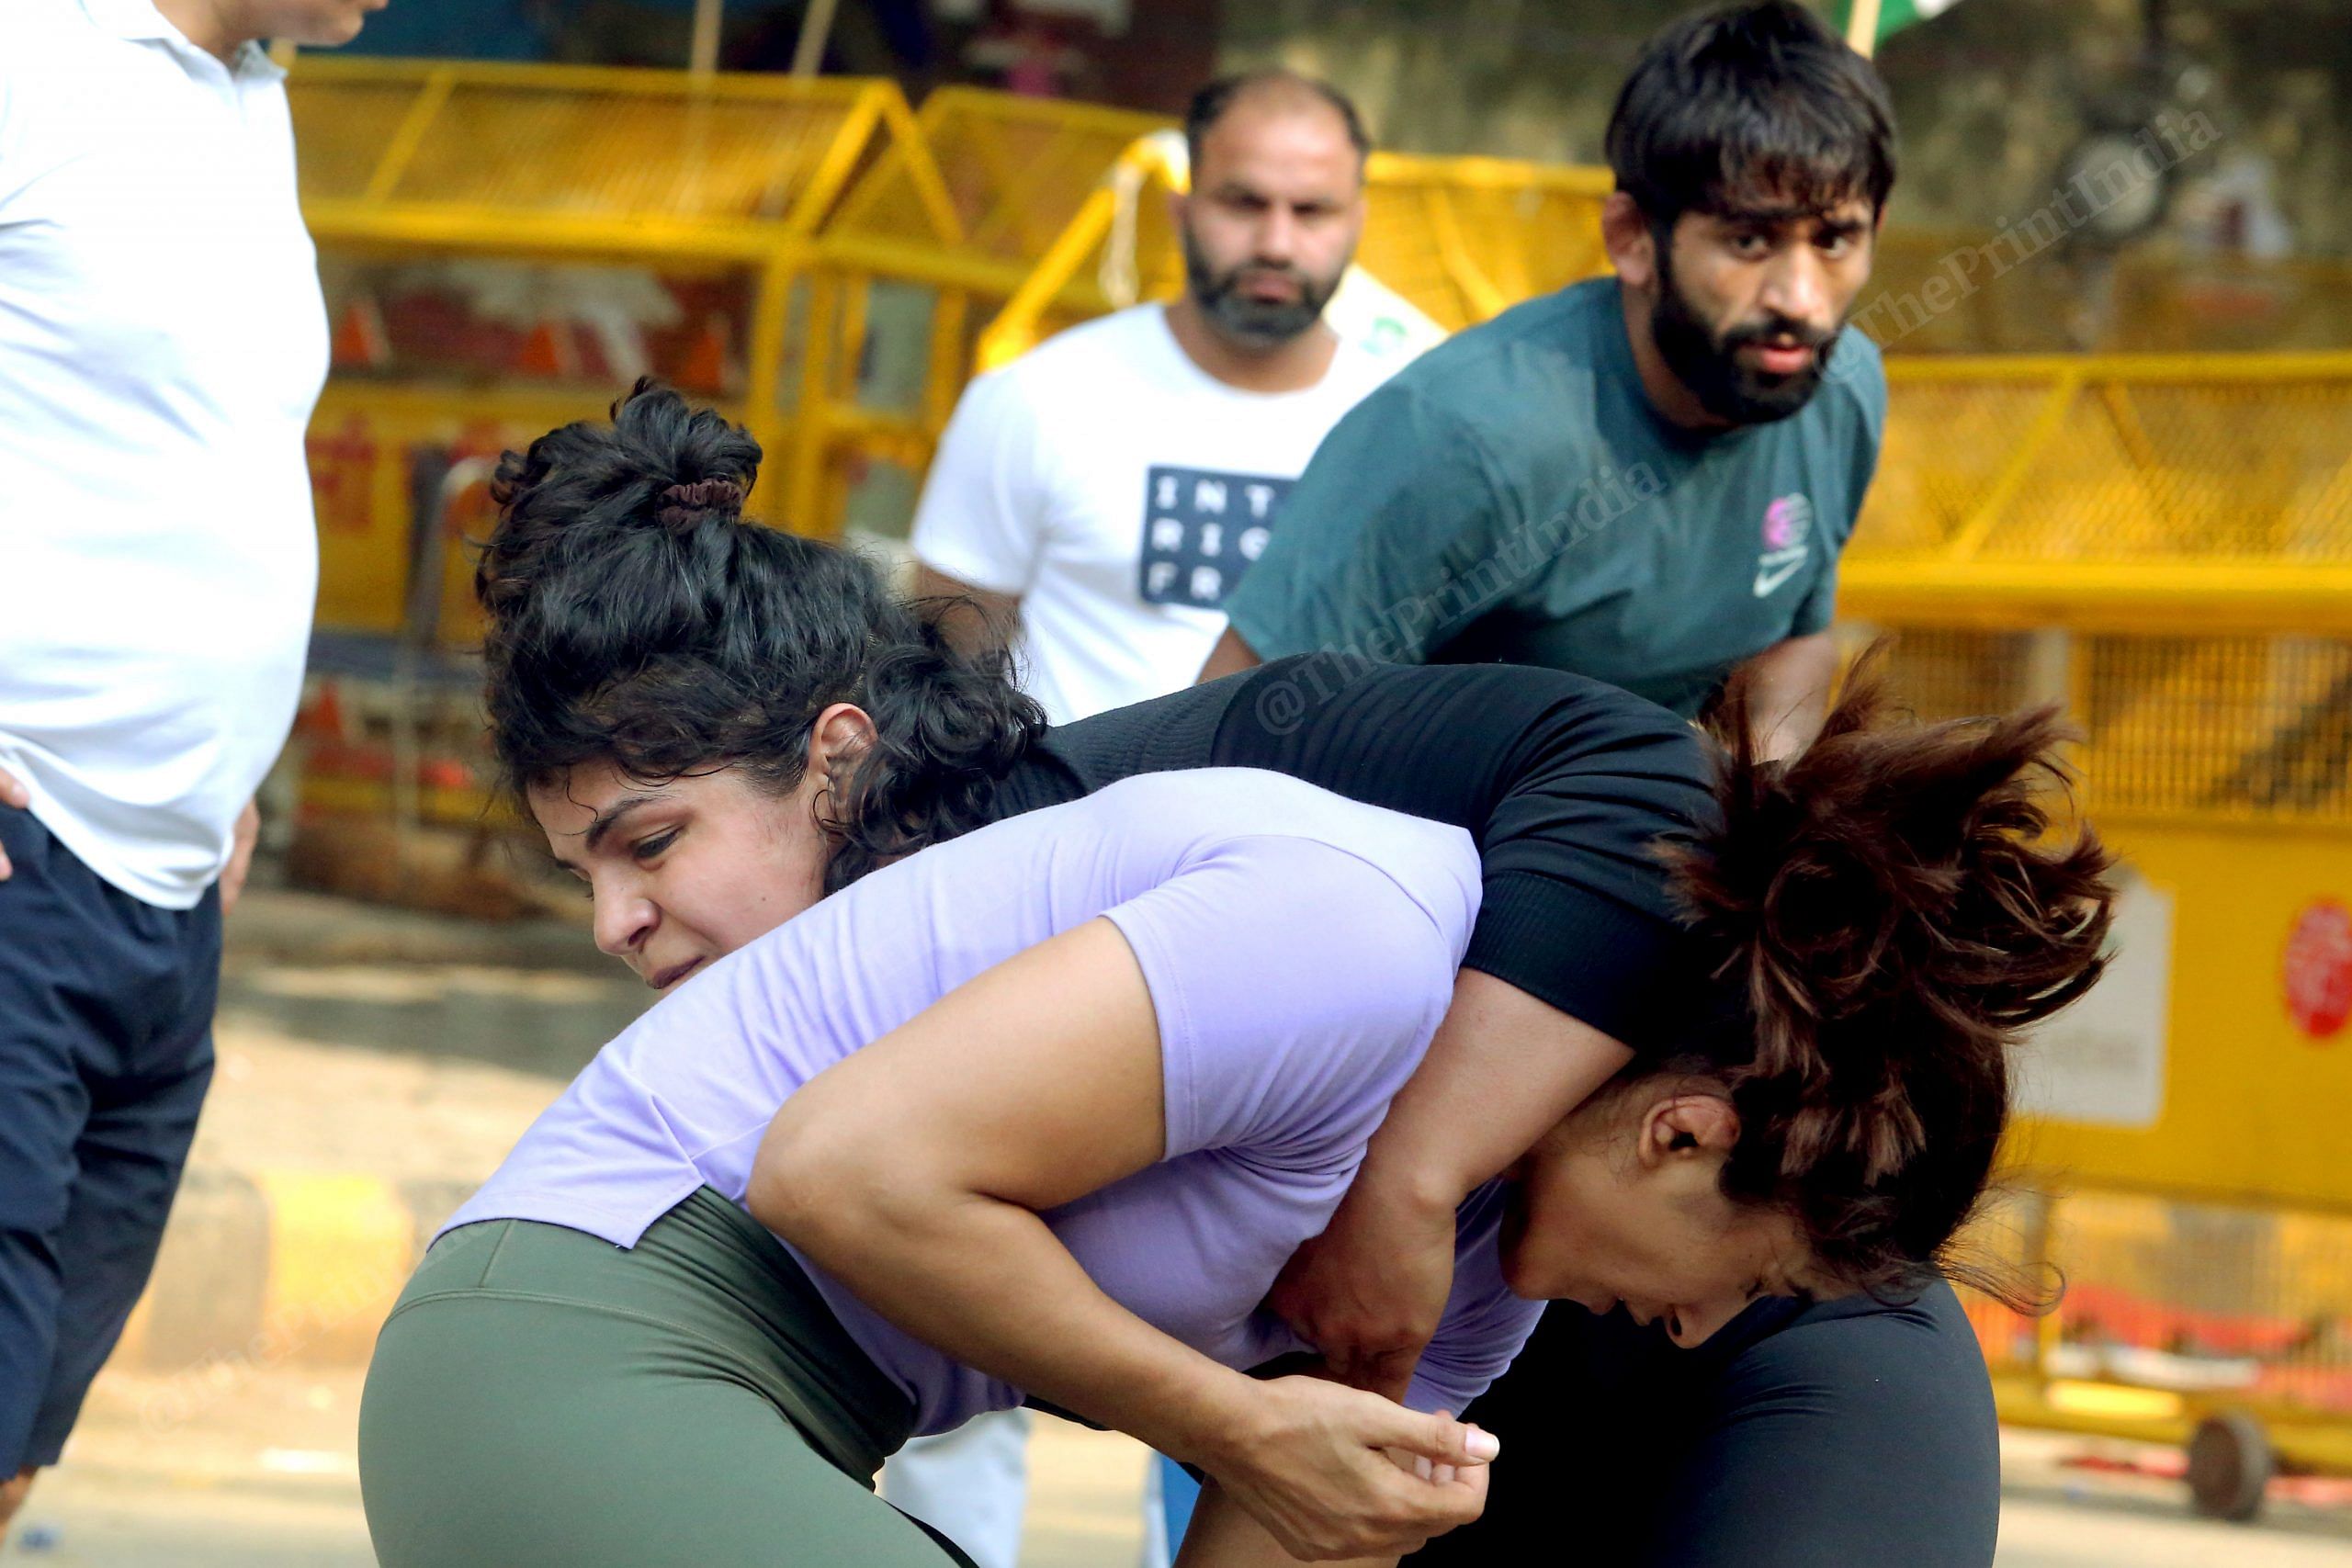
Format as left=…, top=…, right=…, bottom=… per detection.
left=2186, top=1410, right=2273, bottom=1522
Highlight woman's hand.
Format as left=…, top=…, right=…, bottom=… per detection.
left=1196, top=1376, right=1496, bottom=1562
left=1267, top=1179, right=1458, bottom=1402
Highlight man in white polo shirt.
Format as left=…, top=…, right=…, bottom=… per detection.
left=903, top=67, right=1408, bottom=1568
left=0, top=0, right=384, bottom=1533
left=912, top=68, right=1408, bottom=728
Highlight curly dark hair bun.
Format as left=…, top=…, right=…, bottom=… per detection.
left=475, top=377, right=761, bottom=625
left=473, top=381, right=1044, bottom=885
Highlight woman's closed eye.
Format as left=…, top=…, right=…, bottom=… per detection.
left=631, top=829, right=681, bottom=863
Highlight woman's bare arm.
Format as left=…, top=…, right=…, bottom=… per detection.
left=747, top=916, right=1492, bottom=1561
left=1269, top=968, right=1633, bottom=1397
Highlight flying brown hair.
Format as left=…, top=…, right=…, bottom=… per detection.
left=1659, top=644, right=2115, bottom=1307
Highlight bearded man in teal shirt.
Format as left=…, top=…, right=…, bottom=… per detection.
left=1202, top=0, right=1893, bottom=761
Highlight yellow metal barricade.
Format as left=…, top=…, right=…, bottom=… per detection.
left=289, top=58, right=952, bottom=637
left=1844, top=352, right=2352, bottom=1509
left=1861, top=230, right=2352, bottom=356
left=808, top=90, right=1171, bottom=535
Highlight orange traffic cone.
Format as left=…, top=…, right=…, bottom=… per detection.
left=515, top=320, right=574, bottom=378
left=677, top=314, right=729, bottom=395
left=332, top=296, right=390, bottom=367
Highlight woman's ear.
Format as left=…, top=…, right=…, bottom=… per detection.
left=808, top=703, right=877, bottom=794
left=1638, top=1094, right=1740, bottom=1167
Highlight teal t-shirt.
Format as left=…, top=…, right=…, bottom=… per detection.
left=1221, top=277, right=1886, bottom=716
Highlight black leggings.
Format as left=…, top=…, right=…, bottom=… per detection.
left=1409, top=1280, right=1999, bottom=1568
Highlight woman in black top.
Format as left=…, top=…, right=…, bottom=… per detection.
left=471, top=387, right=2103, bottom=1567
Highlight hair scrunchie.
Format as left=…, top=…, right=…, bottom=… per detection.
left=654, top=477, right=746, bottom=529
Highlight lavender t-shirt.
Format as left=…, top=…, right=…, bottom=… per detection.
left=443, top=769, right=1544, bottom=1434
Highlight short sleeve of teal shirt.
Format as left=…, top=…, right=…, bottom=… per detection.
left=1223, top=280, right=1889, bottom=718
left=1217, top=375, right=1531, bottom=669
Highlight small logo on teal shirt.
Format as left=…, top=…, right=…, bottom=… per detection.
left=1753, top=494, right=1814, bottom=598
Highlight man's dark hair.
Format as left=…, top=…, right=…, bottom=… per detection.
left=1606, top=1, right=1896, bottom=228
left=1184, top=68, right=1372, bottom=177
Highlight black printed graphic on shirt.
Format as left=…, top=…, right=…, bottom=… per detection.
left=1137, top=466, right=1292, bottom=609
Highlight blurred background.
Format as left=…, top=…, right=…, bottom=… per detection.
left=26, top=1, right=2352, bottom=1563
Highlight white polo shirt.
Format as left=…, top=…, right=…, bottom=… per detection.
left=910, top=305, right=1403, bottom=726
left=0, top=0, right=329, bottom=908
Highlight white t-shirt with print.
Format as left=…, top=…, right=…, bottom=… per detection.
left=910, top=305, right=1403, bottom=726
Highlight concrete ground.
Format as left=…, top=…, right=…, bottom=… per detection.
left=6, top=889, right=2348, bottom=1565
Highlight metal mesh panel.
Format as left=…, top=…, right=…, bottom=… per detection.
left=1958, top=1188, right=2352, bottom=1421
left=1850, top=378, right=2060, bottom=557
left=384, top=85, right=860, bottom=221
left=1860, top=231, right=2352, bottom=355
left=1356, top=171, right=1611, bottom=333
left=2081, top=636, right=2352, bottom=821
left=832, top=88, right=1168, bottom=263
left=1851, top=365, right=2352, bottom=567
left=1989, top=382, right=2352, bottom=563
left=285, top=79, right=424, bottom=202
left=1872, top=628, right=2038, bottom=721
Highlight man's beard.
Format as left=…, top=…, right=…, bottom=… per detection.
left=1182, top=228, right=1341, bottom=348
left=1650, top=254, right=1841, bottom=425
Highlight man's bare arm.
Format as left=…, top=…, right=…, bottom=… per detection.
left=1738, top=630, right=1838, bottom=761
left=1197, top=626, right=1266, bottom=684
left=911, top=563, right=1023, bottom=658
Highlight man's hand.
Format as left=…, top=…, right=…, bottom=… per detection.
left=1738, top=629, right=1838, bottom=761
left=220, top=799, right=260, bottom=914
left=0, top=764, right=26, bottom=882
left=1269, top=1179, right=1458, bottom=1402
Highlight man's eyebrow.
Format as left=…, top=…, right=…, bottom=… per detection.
left=1714, top=204, right=1867, bottom=231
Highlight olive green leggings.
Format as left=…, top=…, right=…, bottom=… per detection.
left=358, top=1188, right=978, bottom=1568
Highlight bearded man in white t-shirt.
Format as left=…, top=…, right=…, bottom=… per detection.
left=911, top=69, right=1408, bottom=728
left=0, top=0, right=382, bottom=1538
left=899, top=68, right=1405, bottom=1568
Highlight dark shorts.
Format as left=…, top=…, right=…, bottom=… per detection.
left=0, top=808, right=220, bottom=1473
left=1408, top=1280, right=2000, bottom=1567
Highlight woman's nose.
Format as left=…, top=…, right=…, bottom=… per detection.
left=591, top=883, right=657, bottom=959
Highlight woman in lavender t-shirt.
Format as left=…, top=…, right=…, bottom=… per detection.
left=357, top=393, right=2114, bottom=1568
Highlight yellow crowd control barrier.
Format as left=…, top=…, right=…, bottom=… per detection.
left=796, top=89, right=1171, bottom=539
left=289, top=57, right=956, bottom=635
left=1848, top=352, right=2352, bottom=1511
left=1862, top=230, right=2352, bottom=357
left=1845, top=353, right=2352, bottom=637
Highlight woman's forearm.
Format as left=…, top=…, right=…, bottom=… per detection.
left=1356, top=968, right=1633, bottom=1212
left=762, top=1169, right=1263, bottom=1472
left=746, top=913, right=1493, bottom=1558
